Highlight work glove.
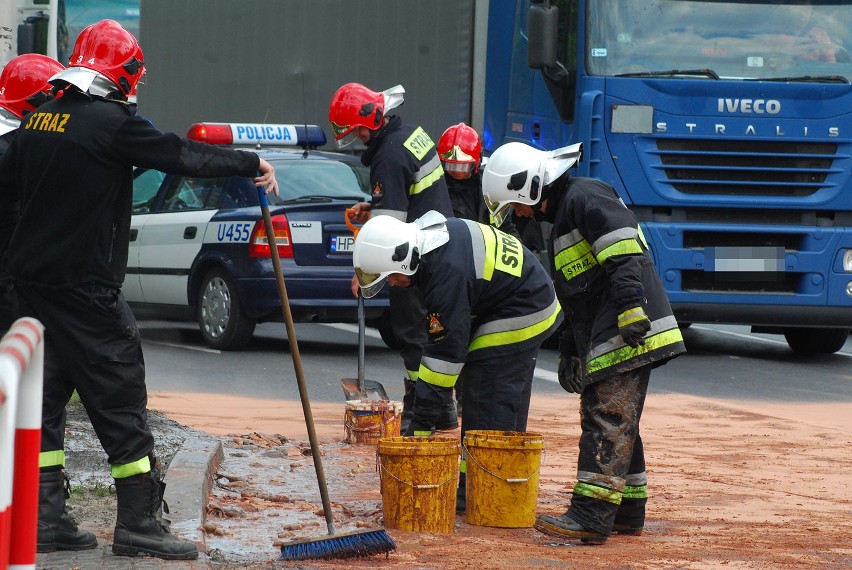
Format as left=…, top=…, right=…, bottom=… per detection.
left=557, top=354, right=583, bottom=393
left=617, top=306, right=651, bottom=348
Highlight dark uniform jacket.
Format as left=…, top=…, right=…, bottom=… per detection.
left=0, top=130, right=18, bottom=254
left=446, top=172, right=519, bottom=238
left=545, top=175, right=685, bottom=384
left=0, top=89, right=260, bottom=288
left=415, top=217, right=562, bottom=388
left=360, top=115, right=453, bottom=222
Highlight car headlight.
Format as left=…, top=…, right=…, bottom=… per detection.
left=845, top=249, right=852, bottom=273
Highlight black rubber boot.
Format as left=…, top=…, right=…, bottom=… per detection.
left=112, top=470, right=198, bottom=560
left=456, top=472, right=466, bottom=514
left=401, top=378, right=416, bottom=434
left=435, top=399, right=459, bottom=430
left=613, top=497, right=646, bottom=535
left=534, top=512, right=608, bottom=544
left=37, top=469, right=98, bottom=553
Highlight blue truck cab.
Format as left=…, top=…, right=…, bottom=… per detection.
left=490, top=0, right=852, bottom=353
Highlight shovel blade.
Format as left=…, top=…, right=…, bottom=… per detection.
left=340, top=377, right=390, bottom=401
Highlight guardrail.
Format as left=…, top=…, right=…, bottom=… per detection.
left=0, top=318, right=45, bottom=570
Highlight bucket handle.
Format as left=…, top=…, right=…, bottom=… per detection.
left=462, top=441, right=544, bottom=484
left=376, top=457, right=457, bottom=490
left=344, top=413, right=399, bottom=432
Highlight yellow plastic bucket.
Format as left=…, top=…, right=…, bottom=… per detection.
left=376, top=436, right=460, bottom=533
left=464, top=430, right=544, bottom=528
left=343, top=400, right=402, bottom=445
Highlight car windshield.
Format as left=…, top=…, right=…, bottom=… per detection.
left=587, top=0, right=852, bottom=81
left=267, top=158, right=371, bottom=205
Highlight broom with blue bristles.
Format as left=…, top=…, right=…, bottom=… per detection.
left=257, top=186, right=396, bottom=560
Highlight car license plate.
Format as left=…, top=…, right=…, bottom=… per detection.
left=330, top=234, right=355, bottom=253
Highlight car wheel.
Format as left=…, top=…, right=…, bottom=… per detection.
left=783, top=327, right=849, bottom=355
left=197, top=267, right=256, bottom=350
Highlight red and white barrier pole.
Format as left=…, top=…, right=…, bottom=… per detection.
left=0, top=318, right=45, bottom=570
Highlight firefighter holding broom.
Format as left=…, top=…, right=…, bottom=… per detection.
left=0, top=19, right=277, bottom=559
left=351, top=210, right=562, bottom=513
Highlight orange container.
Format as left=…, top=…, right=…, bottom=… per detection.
left=343, top=400, right=402, bottom=445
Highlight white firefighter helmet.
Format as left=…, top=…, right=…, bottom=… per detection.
left=481, top=141, right=582, bottom=226
left=353, top=211, right=449, bottom=298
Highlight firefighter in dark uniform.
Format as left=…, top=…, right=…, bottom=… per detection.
left=352, top=211, right=563, bottom=513
left=0, top=54, right=65, bottom=248
left=436, top=122, right=519, bottom=418
left=0, top=54, right=65, bottom=366
left=482, top=141, right=686, bottom=543
left=438, top=122, right=517, bottom=234
left=329, top=82, right=456, bottom=431
left=0, top=20, right=278, bottom=559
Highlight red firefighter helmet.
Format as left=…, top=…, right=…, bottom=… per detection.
left=0, top=54, right=65, bottom=118
left=328, top=83, right=405, bottom=148
left=438, top=122, right=482, bottom=176
left=54, top=19, right=144, bottom=97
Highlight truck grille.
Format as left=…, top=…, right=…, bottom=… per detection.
left=653, top=139, right=836, bottom=197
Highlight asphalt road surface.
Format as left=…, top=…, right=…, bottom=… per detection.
left=137, top=319, right=852, bottom=407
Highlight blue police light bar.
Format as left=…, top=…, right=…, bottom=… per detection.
left=186, top=122, right=327, bottom=148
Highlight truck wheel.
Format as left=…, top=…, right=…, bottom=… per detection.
left=197, top=267, right=256, bottom=350
left=783, top=327, right=849, bottom=355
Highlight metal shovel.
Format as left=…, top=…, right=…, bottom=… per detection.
left=341, top=208, right=390, bottom=401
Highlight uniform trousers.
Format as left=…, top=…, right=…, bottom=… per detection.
left=9, top=280, right=154, bottom=467
left=568, top=363, right=651, bottom=534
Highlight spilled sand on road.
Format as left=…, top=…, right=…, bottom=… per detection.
left=148, top=391, right=852, bottom=569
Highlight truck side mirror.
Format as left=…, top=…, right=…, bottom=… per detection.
left=528, top=1, right=559, bottom=69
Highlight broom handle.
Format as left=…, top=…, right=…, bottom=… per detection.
left=260, top=189, right=336, bottom=535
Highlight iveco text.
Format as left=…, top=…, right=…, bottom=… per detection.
left=717, top=99, right=781, bottom=114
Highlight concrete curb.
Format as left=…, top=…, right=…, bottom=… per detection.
left=162, top=435, right=224, bottom=553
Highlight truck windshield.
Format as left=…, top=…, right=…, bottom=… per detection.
left=587, top=0, right=852, bottom=82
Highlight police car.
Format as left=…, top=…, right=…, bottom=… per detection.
left=126, top=122, right=392, bottom=350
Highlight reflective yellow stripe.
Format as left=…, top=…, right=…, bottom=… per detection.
left=469, top=302, right=561, bottom=352
left=597, top=239, right=643, bottom=262
left=493, top=230, right=523, bottom=278
left=111, top=455, right=151, bottom=479
left=554, top=239, right=597, bottom=281
left=412, top=430, right=434, bottom=437
left=574, top=481, right=622, bottom=505
left=459, top=458, right=467, bottom=474
left=637, top=224, right=649, bottom=249
left=409, top=164, right=444, bottom=196
left=618, top=307, right=646, bottom=327
left=407, top=368, right=419, bottom=381
left=587, top=328, right=684, bottom=375
left=418, top=365, right=458, bottom=388
left=403, top=126, right=434, bottom=160
left=622, top=484, right=648, bottom=500
left=39, top=450, right=65, bottom=469
left=479, top=224, right=497, bottom=281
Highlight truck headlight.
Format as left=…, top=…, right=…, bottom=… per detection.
left=845, top=250, right=852, bottom=272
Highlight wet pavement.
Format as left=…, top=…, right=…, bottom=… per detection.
left=34, top=404, right=225, bottom=569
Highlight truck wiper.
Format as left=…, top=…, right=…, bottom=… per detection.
left=614, top=68, right=720, bottom=80
left=747, top=75, right=849, bottom=84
